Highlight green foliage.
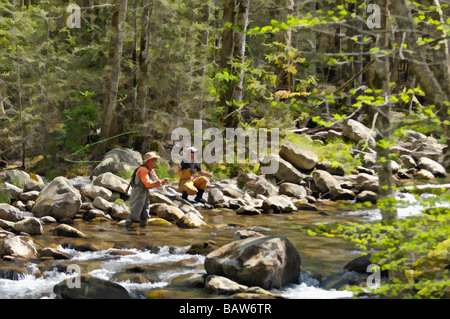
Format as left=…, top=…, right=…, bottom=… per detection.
left=0, top=180, right=10, bottom=204
left=63, top=91, right=99, bottom=156
left=283, top=131, right=360, bottom=174
left=302, top=195, right=450, bottom=299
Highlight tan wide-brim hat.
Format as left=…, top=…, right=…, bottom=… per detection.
left=143, top=151, right=160, bottom=162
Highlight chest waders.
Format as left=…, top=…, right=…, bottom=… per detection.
left=124, top=166, right=154, bottom=227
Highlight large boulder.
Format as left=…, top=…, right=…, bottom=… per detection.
left=53, top=274, right=131, bottom=299
left=32, top=177, right=82, bottom=221
left=0, top=203, right=32, bottom=222
left=93, top=172, right=129, bottom=194
left=280, top=141, right=318, bottom=171
left=263, top=155, right=306, bottom=184
left=204, top=236, right=301, bottom=290
left=417, top=157, right=447, bottom=177
left=92, top=147, right=143, bottom=177
left=342, top=119, right=376, bottom=147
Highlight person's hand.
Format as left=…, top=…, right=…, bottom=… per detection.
left=154, top=181, right=161, bottom=187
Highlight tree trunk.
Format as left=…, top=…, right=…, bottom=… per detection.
left=373, top=0, right=396, bottom=222
left=221, top=0, right=250, bottom=127
left=219, top=0, right=236, bottom=70
left=136, top=0, right=154, bottom=118
left=97, top=0, right=128, bottom=153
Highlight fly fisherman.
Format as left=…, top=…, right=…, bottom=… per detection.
left=124, top=152, right=168, bottom=228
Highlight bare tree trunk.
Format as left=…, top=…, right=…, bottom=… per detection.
left=230, top=0, right=250, bottom=104
left=221, top=0, right=250, bottom=127
left=97, top=0, right=128, bottom=153
left=137, top=0, right=153, bottom=118
left=219, top=0, right=236, bottom=70
left=373, top=0, right=396, bottom=222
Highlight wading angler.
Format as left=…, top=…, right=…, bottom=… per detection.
left=171, top=120, right=280, bottom=175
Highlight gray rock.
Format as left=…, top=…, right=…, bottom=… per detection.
left=236, top=206, right=261, bottom=215
left=1, top=182, right=23, bottom=200
left=342, top=119, right=376, bottom=147
left=233, top=230, right=264, bottom=241
left=279, top=141, right=319, bottom=170
left=0, top=203, right=31, bottom=222
left=92, top=197, right=114, bottom=212
left=93, top=172, right=129, bottom=195
left=205, top=236, right=301, bottom=290
left=148, top=191, right=176, bottom=206
left=171, top=273, right=207, bottom=288
left=417, top=157, right=447, bottom=177
left=316, top=161, right=345, bottom=176
left=330, top=188, right=356, bottom=201
left=32, top=177, right=82, bottom=221
left=205, top=275, right=248, bottom=295
left=19, top=191, right=40, bottom=202
left=154, top=204, right=185, bottom=222
left=13, top=217, right=43, bottom=235
left=92, top=147, right=143, bottom=177
left=53, top=274, right=131, bottom=299
left=110, top=204, right=130, bottom=220
left=51, top=224, right=87, bottom=238
left=416, top=169, right=434, bottom=180
left=242, top=177, right=279, bottom=197
left=279, top=182, right=307, bottom=198
left=80, top=184, right=113, bottom=201
left=207, top=188, right=225, bottom=205
left=356, top=191, right=378, bottom=204
left=176, top=212, right=207, bottom=229
left=0, top=235, right=38, bottom=259
left=263, top=155, right=306, bottom=184
left=23, top=179, right=44, bottom=193
left=399, top=155, right=416, bottom=169
left=38, top=247, right=70, bottom=260
left=262, top=196, right=296, bottom=214
left=312, top=170, right=341, bottom=194
left=0, top=170, right=30, bottom=188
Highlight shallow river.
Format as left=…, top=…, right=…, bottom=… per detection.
left=1, top=186, right=448, bottom=299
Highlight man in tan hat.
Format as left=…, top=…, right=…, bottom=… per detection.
left=124, top=151, right=168, bottom=227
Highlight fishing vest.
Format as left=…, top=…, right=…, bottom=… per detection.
left=129, top=165, right=154, bottom=190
